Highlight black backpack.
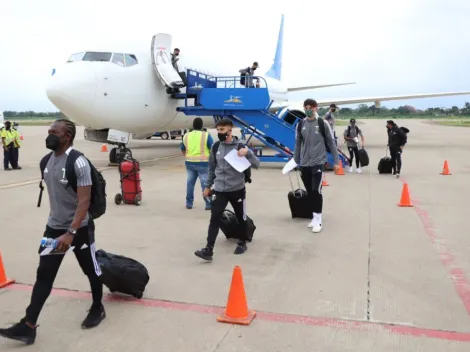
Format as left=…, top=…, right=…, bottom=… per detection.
left=38, top=149, right=107, bottom=220
left=212, top=141, right=252, bottom=183
left=296, top=117, right=331, bottom=153
left=347, top=125, right=359, bottom=137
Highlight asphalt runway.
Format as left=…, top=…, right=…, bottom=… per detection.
left=1, top=119, right=470, bottom=351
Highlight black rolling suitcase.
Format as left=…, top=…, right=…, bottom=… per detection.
left=378, top=148, right=393, bottom=174
left=358, top=147, right=369, bottom=167
left=220, top=209, right=255, bottom=242
left=287, top=171, right=312, bottom=219
left=95, top=249, right=150, bottom=299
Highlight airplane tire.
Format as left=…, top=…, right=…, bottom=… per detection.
left=110, top=148, right=118, bottom=164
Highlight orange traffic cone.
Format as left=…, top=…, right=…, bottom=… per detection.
left=0, top=251, right=15, bottom=289
left=322, top=174, right=329, bottom=186
left=440, top=160, right=451, bottom=175
left=100, top=144, right=108, bottom=152
left=398, top=183, right=413, bottom=207
left=335, top=160, right=345, bottom=175
left=217, top=266, right=256, bottom=326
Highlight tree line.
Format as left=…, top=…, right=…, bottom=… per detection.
left=318, top=102, right=470, bottom=117
left=4, top=102, right=470, bottom=120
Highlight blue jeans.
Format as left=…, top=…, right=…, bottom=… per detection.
left=186, top=162, right=211, bottom=208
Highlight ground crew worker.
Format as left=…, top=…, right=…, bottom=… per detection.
left=180, top=118, right=214, bottom=210
left=0, top=119, right=105, bottom=345
left=1, top=120, right=21, bottom=171
left=194, top=118, right=260, bottom=261
left=239, top=62, right=260, bottom=88
left=386, top=120, right=407, bottom=177
left=294, top=99, right=339, bottom=233
left=343, top=118, right=364, bottom=173
left=12, top=122, right=21, bottom=168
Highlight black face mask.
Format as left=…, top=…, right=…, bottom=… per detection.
left=217, top=132, right=229, bottom=142
left=331, top=108, right=336, bottom=112
left=45, top=134, right=62, bottom=151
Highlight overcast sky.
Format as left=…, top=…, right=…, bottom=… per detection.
left=1, top=0, right=469, bottom=112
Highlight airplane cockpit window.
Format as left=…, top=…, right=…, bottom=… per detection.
left=67, top=52, right=85, bottom=63
left=82, top=52, right=112, bottom=62
left=124, top=54, right=138, bottom=67
left=112, top=53, right=125, bottom=67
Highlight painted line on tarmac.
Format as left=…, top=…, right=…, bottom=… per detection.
left=0, top=154, right=182, bottom=191
left=4, top=283, right=470, bottom=342
left=401, top=177, right=470, bottom=319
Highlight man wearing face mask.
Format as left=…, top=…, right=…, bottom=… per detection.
left=239, top=62, right=260, bottom=88
left=0, top=119, right=105, bottom=345
left=386, top=120, right=407, bottom=177
left=294, top=99, right=340, bottom=233
left=323, top=103, right=338, bottom=140
left=1, top=120, right=22, bottom=171
left=344, top=118, right=364, bottom=173
left=194, top=118, right=260, bottom=261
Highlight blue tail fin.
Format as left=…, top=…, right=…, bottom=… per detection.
left=265, top=14, right=284, bottom=81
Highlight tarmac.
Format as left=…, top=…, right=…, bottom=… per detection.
left=1, top=119, right=470, bottom=351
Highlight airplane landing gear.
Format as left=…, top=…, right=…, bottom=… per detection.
left=109, top=144, right=131, bottom=164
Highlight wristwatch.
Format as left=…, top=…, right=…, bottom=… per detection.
left=67, top=228, right=77, bottom=236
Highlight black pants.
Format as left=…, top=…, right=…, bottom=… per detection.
left=3, top=144, right=18, bottom=169
left=390, top=147, right=402, bottom=173
left=348, top=146, right=360, bottom=168
left=300, top=165, right=323, bottom=214
left=207, top=188, right=247, bottom=247
left=25, top=221, right=103, bottom=325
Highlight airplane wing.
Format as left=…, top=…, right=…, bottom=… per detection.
left=287, top=82, right=356, bottom=92
left=312, top=91, right=470, bottom=107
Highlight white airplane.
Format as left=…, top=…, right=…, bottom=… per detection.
left=46, top=14, right=470, bottom=164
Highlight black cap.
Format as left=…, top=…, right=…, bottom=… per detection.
left=386, top=120, right=394, bottom=125
left=253, top=61, right=259, bottom=66
left=215, top=118, right=233, bottom=127
left=330, top=103, right=337, bottom=108
left=174, top=48, right=180, bottom=51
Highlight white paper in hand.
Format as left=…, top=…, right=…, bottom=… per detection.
left=282, top=158, right=298, bottom=175
left=224, top=149, right=251, bottom=172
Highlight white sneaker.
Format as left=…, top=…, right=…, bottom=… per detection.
left=307, top=219, right=314, bottom=228
left=312, top=218, right=322, bottom=233
left=356, top=168, right=362, bottom=174
left=348, top=167, right=353, bottom=173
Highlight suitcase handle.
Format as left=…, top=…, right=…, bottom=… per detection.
left=288, top=170, right=304, bottom=193
left=385, top=146, right=389, bottom=157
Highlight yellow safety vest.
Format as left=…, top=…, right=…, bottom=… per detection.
left=12, top=128, right=21, bottom=147
left=0, top=128, right=16, bottom=147
left=183, top=130, right=210, bottom=162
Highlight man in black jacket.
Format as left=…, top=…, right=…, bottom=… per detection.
left=386, top=120, right=407, bottom=178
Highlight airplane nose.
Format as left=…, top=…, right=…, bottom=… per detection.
left=46, top=63, right=97, bottom=117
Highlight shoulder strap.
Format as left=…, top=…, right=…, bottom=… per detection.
left=65, top=149, right=83, bottom=193
left=355, top=125, right=359, bottom=134
left=37, top=152, right=53, bottom=208
left=317, top=117, right=326, bottom=139
left=347, top=125, right=351, bottom=136
left=212, top=141, right=220, bottom=165
left=296, top=119, right=304, bottom=141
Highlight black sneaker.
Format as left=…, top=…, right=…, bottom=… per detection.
left=234, top=241, right=247, bottom=255
left=0, top=318, right=37, bottom=345
left=13, top=166, right=22, bottom=170
left=4, top=168, right=12, bottom=171
left=194, top=247, right=213, bottom=261
left=81, top=304, right=106, bottom=329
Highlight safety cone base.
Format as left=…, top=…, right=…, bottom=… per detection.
left=0, top=278, right=15, bottom=289
left=398, top=203, right=413, bottom=207
left=217, top=310, right=256, bottom=325
left=440, top=172, right=452, bottom=175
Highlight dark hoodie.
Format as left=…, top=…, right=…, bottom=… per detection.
left=387, top=123, right=407, bottom=148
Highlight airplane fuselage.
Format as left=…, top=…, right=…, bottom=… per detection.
left=47, top=50, right=289, bottom=136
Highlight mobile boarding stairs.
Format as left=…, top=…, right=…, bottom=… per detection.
left=173, top=69, right=349, bottom=170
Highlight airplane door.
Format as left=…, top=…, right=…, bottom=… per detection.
left=151, top=34, right=184, bottom=89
